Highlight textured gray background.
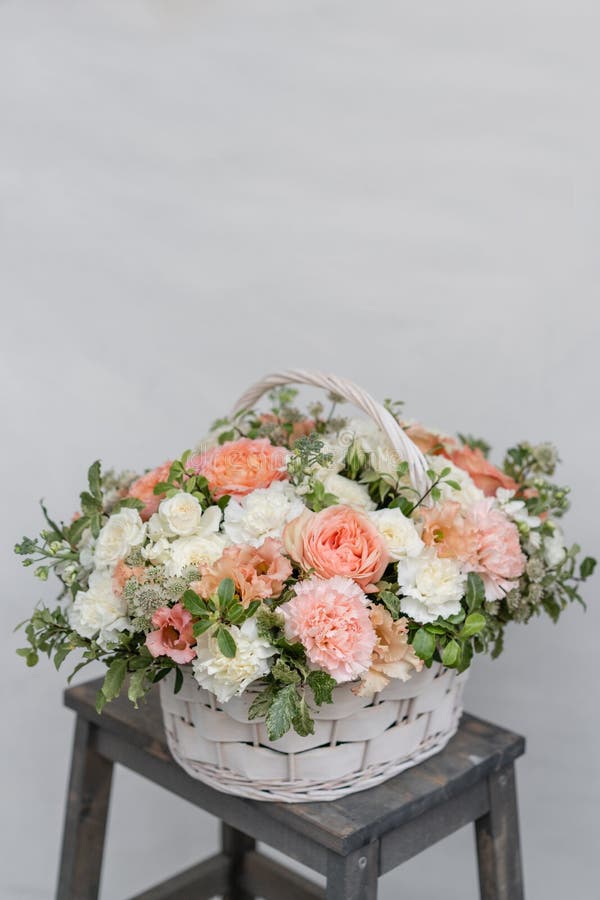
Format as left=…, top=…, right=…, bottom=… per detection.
left=1, top=1, right=598, bottom=897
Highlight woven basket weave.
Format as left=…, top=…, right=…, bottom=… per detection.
left=160, top=662, right=467, bottom=802
left=159, top=370, right=468, bottom=802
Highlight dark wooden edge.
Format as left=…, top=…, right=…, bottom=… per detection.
left=126, top=851, right=324, bottom=900
left=64, top=681, right=525, bottom=856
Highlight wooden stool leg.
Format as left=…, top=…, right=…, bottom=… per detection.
left=475, top=764, right=524, bottom=900
left=326, top=842, right=379, bottom=900
left=56, top=717, right=114, bottom=900
left=221, top=822, right=255, bottom=900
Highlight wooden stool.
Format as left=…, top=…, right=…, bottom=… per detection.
left=57, top=678, right=525, bottom=900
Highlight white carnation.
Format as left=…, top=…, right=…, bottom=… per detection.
left=317, top=471, right=376, bottom=512
left=426, top=455, right=484, bottom=510
left=369, top=508, right=424, bottom=560
left=223, top=482, right=305, bottom=547
left=164, top=533, right=229, bottom=577
left=68, top=570, right=130, bottom=648
left=158, top=492, right=205, bottom=536
left=397, top=549, right=466, bottom=623
left=192, top=619, right=275, bottom=703
left=94, top=508, right=146, bottom=569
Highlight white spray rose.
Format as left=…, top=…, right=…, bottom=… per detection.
left=544, top=523, right=567, bottom=568
left=158, top=492, right=205, bottom=536
left=369, top=508, right=424, bottom=560
left=192, top=619, right=276, bottom=703
left=223, top=482, right=305, bottom=547
left=427, top=455, right=485, bottom=510
left=94, top=508, right=146, bottom=569
left=164, top=533, right=229, bottom=577
left=316, top=471, right=376, bottom=512
left=68, top=570, right=130, bottom=648
left=397, top=550, right=466, bottom=623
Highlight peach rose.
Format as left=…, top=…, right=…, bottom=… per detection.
left=260, top=413, right=315, bottom=442
left=127, top=461, right=173, bottom=521
left=448, top=446, right=518, bottom=497
left=283, top=505, right=389, bottom=592
left=194, top=538, right=292, bottom=606
left=190, top=438, right=288, bottom=500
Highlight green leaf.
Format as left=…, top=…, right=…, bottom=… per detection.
left=380, top=591, right=401, bottom=620
left=216, top=625, right=237, bottom=658
left=151, top=667, right=172, bottom=684
left=101, top=657, right=128, bottom=701
left=412, top=628, right=436, bottom=661
left=442, top=639, right=460, bottom=667
left=112, top=497, right=145, bottom=512
left=128, top=669, right=148, bottom=707
left=465, top=573, right=485, bottom=611
left=174, top=667, right=184, bottom=694
left=53, top=644, right=72, bottom=670
left=248, top=683, right=277, bottom=720
left=580, top=556, right=597, bottom=579
left=153, top=482, right=173, bottom=495
left=217, top=578, right=236, bottom=607
left=306, top=670, right=336, bottom=705
left=266, top=684, right=299, bottom=741
left=182, top=589, right=207, bottom=616
left=66, top=515, right=90, bottom=546
left=459, top=612, right=487, bottom=639
left=80, top=491, right=102, bottom=516
left=193, top=619, right=213, bottom=637
left=88, top=460, right=102, bottom=499
left=272, top=658, right=301, bottom=684
left=95, top=690, right=107, bottom=714
left=293, top=695, right=315, bottom=737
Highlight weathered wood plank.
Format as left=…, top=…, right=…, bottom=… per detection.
left=128, top=853, right=229, bottom=899
left=242, top=850, right=325, bottom=900
left=325, top=842, right=379, bottom=900
left=222, top=822, right=255, bottom=900
left=64, top=679, right=525, bottom=856
left=380, top=778, right=488, bottom=872
left=56, top=717, right=113, bottom=900
left=475, top=765, right=525, bottom=900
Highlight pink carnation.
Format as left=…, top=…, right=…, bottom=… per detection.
left=189, top=438, right=288, bottom=500
left=466, top=498, right=526, bottom=600
left=282, top=575, right=376, bottom=683
left=284, top=505, right=389, bottom=592
left=194, top=538, right=292, bottom=606
left=127, top=461, right=173, bottom=521
left=145, top=603, right=196, bottom=664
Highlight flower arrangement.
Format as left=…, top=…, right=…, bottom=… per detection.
left=15, top=384, right=595, bottom=742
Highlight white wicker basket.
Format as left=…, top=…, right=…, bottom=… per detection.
left=160, top=662, right=467, bottom=802
left=159, top=370, right=468, bottom=802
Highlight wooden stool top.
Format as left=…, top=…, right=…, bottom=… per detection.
left=65, top=678, right=524, bottom=862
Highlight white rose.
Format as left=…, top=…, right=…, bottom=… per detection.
left=223, top=482, right=305, bottom=547
left=192, top=619, right=276, bottom=703
left=397, top=549, right=466, bottom=624
left=158, top=492, right=205, bottom=536
left=164, top=533, right=229, bottom=577
left=369, top=508, right=424, bottom=560
left=315, top=471, right=376, bottom=512
left=94, top=508, right=146, bottom=569
left=68, top=570, right=130, bottom=648
left=427, top=455, right=485, bottom=510
left=544, top=523, right=567, bottom=568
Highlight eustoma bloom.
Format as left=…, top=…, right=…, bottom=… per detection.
left=146, top=603, right=196, bottom=664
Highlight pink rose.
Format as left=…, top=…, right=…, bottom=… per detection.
left=194, top=538, right=292, bottom=606
left=127, top=461, right=173, bottom=521
left=284, top=505, right=389, bottom=592
left=190, top=438, right=288, bottom=500
left=281, top=575, right=376, bottom=683
left=448, top=446, right=518, bottom=497
left=145, top=603, right=196, bottom=664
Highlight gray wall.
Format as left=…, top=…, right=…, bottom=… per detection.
left=1, top=1, right=598, bottom=897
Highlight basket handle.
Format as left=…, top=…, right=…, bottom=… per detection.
left=231, top=369, right=430, bottom=495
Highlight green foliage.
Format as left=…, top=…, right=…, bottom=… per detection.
left=306, top=670, right=336, bottom=705
left=153, top=451, right=215, bottom=509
